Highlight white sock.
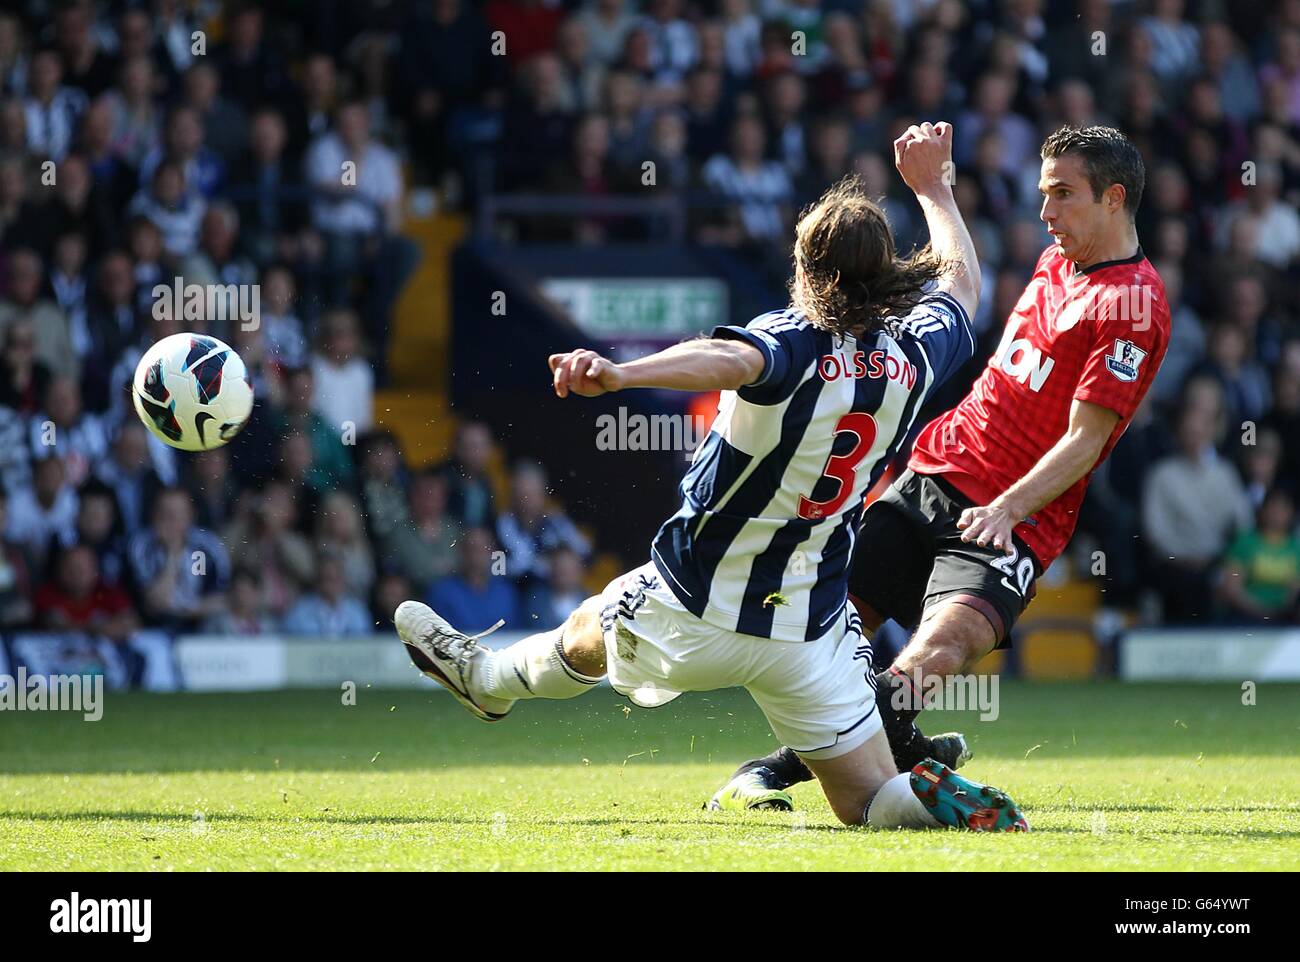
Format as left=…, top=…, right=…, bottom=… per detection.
left=476, top=627, right=603, bottom=701
left=866, top=773, right=943, bottom=829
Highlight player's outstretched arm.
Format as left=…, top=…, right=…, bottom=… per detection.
left=548, top=339, right=765, bottom=398
left=893, top=121, right=981, bottom=319
left=957, top=399, right=1120, bottom=553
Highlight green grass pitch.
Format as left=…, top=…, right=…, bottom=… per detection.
left=1, top=681, right=1297, bottom=870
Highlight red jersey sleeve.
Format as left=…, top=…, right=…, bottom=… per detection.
left=1073, top=286, right=1169, bottom=420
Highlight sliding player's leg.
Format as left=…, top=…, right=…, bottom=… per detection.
left=718, top=494, right=967, bottom=798
left=718, top=613, right=1027, bottom=831
left=395, top=595, right=606, bottom=721
left=799, top=728, right=907, bottom=826
left=801, top=729, right=1028, bottom=831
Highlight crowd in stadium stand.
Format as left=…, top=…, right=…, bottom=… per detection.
left=0, top=0, right=1297, bottom=647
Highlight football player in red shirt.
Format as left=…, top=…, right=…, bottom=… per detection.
left=712, top=124, right=1172, bottom=811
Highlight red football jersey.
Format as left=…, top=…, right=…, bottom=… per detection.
left=909, top=244, right=1171, bottom=569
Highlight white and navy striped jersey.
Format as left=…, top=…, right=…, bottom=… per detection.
left=650, top=291, right=976, bottom=641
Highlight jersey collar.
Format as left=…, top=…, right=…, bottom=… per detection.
left=1072, top=246, right=1145, bottom=276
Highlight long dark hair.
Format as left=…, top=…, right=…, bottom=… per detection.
left=789, top=176, right=950, bottom=338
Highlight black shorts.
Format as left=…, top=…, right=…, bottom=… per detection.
left=848, top=469, right=1041, bottom=649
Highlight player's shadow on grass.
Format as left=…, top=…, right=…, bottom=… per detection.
left=2, top=809, right=848, bottom=834
left=9, top=809, right=1299, bottom=840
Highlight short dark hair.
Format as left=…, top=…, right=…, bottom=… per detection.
left=1040, top=124, right=1145, bottom=217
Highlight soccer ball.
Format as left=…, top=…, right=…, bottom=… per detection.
left=131, top=333, right=255, bottom=451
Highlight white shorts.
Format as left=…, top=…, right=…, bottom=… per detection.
left=599, top=563, right=881, bottom=760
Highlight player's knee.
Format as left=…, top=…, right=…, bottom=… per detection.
left=909, top=603, right=997, bottom=673
left=560, top=596, right=607, bottom=676
left=822, top=783, right=878, bottom=826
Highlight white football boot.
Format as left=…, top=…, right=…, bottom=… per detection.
left=394, top=601, right=514, bottom=721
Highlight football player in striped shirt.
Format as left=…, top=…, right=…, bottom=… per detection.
left=716, top=124, right=1172, bottom=810
left=394, top=122, right=1028, bottom=830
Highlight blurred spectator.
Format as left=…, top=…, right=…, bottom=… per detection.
left=357, top=430, right=409, bottom=552
left=0, top=319, right=53, bottom=414
left=1240, top=428, right=1285, bottom=510
left=28, top=376, right=108, bottom=487
left=501, top=53, right=576, bottom=191
left=556, top=15, right=607, bottom=112
left=0, top=249, right=76, bottom=379
left=399, top=0, right=507, bottom=189
left=281, top=552, right=372, bottom=636
left=0, top=155, right=43, bottom=252
left=178, top=204, right=257, bottom=336
left=580, top=0, right=640, bottom=67
left=764, top=71, right=809, bottom=176
left=201, top=567, right=275, bottom=636
left=441, top=421, right=497, bottom=529
left=68, top=480, right=128, bottom=588
left=701, top=114, right=793, bottom=246
left=315, top=491, right=375, bottom=600
left=139, top=104, right=225, bottom=199
left=497, top=461, right=590, bottom=584
left=22, top=47, right=87, bottom=162
left=5, top=456, right=77, bottom=570
left=1219, top=162, right=1300, bottom=269
left=384, top=468, right=462, bottom=592
left=128, top=488, right=229, bottom=629
left=180, top=62, right=247, bottom=168
left=284, top=52, right=337, bottom=161
left=222, top=480, right=315, bottom=620
left=276, top=366, right=353, bottom=492
left=185, top=448, right=240, bottom=533
left=797, top=114, right=853, bottom=205
left=35, top=544, right=138, bottom=641
left=0, top=489, right=33, bottom=629
left=1257, top=27, right=1300, bottom=126
left=103, top=53, right=162, bottom=169
left=1142, top=404, right=1253, bottom=621
left=224, top=107, right=308, bottom=267
left=258, top=264, right=308, bottom=369
left=49, top=231, right=90, bottom=360
left=0, top=404, right=30, bottom=494
left=1191, top=323, right=1271, bottom=429
left=1140, top=0, right=1200, bottom=83
left=127, top=160, right=206, bottom=259
left=310, top=309, right=375, bottom=432
left=81, top=251, right=142, bottom=412
left=522, top=546, right=588, bottom=630
left=1219, top=488, right=1300, bottom=623
left=1262, top=354, right=1300, bottom=485
left=371, top=570, right=414, bottom=630
left=95, top=421, right=164, bottom=537
left=956, top=72, right=1037, bottom=177
left=215, top=7, right=290, bottom=111
left=639, top=0, right=698, bottom=82
left=0, top=14, right=26, bottom=95
left=426, top=527, right=521, bottom=631
left=304, top=100, right=416, bottom=361
left=42, top=153, right=116, bottom=258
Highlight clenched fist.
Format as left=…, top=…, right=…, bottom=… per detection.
left=548, top=349, right=626, bottom=398
left=893, top=121, right=955, bottom=197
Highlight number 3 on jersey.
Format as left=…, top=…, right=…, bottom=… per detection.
left=798, top=412, right=878, bottom=520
